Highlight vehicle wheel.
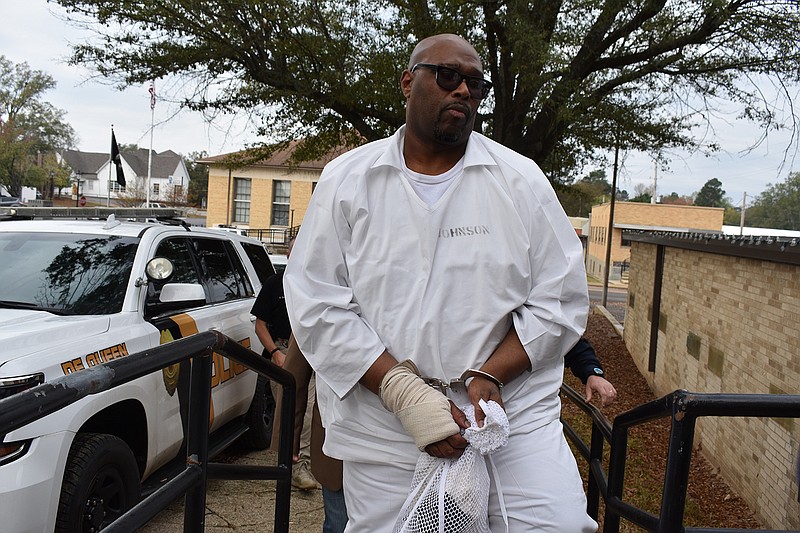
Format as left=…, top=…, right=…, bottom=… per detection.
left=243, top=375, right=275, bottom=449
left=55, top=433, right=141, bottom=533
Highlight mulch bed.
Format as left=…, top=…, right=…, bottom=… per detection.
left=564, top=313, right=762, bottom=530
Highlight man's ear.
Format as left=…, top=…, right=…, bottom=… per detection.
left=400, top=70, right=414, bottom=98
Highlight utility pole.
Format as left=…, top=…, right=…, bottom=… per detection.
left=650, top=159, right=657, bottom=204
left=739, top=192, right=747, bottom=235
left=602, top=132, right=620, bottom=307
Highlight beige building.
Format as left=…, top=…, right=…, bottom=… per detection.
left=587, top=202, right=724, bottom=281
left=199, top=145, right=344, bottom=246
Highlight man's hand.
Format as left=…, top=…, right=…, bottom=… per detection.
left=585, top=375, right=617, bottom=406
left=379, top=360, right=460, bottom=451
left=424, top=402, right=469, bottom=459
left=466, top=377, right=504, bottom=428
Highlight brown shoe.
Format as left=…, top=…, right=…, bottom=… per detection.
left=291, top=461, right=321, bottom=490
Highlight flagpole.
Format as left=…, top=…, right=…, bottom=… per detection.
left=146, top=97, right=154, bottom=208
left=107, top=125, right=114, bottom=207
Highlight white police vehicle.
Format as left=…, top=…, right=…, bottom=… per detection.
left=0, top=207, right=277, bottom=532
left=269, top=253, right=288, bottom=274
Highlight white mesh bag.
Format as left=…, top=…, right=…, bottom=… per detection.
left=392, top=399, right=508, bottom=533
left=392, top=445, right=490, bottom=533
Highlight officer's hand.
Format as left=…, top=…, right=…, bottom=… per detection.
left=272, top=350, right=286, bottom=367
left=585, top=375, right=617, bottom=406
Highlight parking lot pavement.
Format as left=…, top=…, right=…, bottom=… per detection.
left=139, top=448, right=325, bottom=532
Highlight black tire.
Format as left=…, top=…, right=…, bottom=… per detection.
left=243, top=375, right=276, bottom=449
left=55, top=433, right=141, bottom=533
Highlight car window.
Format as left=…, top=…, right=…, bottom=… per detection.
left=146, top=237, right=204, bottom=315
left=242, top=242, right=276, bottom=284
left=0, top=232, right=138, bottom=315
left=194, top=238, right=247, bottom=303
left=223, top=240, right=255, bottom=298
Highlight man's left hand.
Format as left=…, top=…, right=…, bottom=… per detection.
left=467, top=377, right=504, bottom=428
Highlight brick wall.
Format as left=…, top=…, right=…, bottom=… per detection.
left=205, top=165, right=321, bottom=230
left=624, top=240, right=800, bottom=529
left=206, top=167, right=232, bottom=227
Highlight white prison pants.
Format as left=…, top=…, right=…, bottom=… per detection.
left=341, top=418, right=597, bottom=533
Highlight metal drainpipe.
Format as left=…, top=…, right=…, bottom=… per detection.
left=226, top=168, right=232, bottom=226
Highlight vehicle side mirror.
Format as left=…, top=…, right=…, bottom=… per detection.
left=159, top=283, right=206, bottom=303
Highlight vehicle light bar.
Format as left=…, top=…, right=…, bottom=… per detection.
left=0, top=207, right=184, bottom=219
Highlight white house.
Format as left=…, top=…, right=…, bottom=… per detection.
left=59, top=148, right=190, bottom=205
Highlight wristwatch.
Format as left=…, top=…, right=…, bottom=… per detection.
left=589, top=367, right=605, bottom=377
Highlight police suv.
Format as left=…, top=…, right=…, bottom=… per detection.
left=0, top=208, right=277, bottom=532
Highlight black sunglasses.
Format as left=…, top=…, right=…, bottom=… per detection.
left=411, top=63, right=493, bottom=100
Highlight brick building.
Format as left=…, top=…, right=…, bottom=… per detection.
left=587, top=202, right=724, bottom=281
left=623, top=231, right=800, bottom=529
left=199, top=144, right=344, bottom=247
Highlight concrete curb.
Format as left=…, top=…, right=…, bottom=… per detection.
left=593, top=305, right=624, bottom=337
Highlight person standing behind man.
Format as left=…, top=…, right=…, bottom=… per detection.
left=251, top=238, right=320, bottom=490
left=567, top=337, right=617, bottom=407
left=252, top=239, right=294, bottom=366
left=277, top=335, right=348, bottom=532
left=285, top=34, right=596, bottom=532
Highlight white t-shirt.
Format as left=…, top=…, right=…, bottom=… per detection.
left=284, top=126, right=588, bottom=465
left=401, top=152, right=464, bottom=206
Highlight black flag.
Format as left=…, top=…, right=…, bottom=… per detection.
left=111, top=130, right=126, bottom=187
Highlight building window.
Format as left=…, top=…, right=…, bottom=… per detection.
left=153, top=183, right=160, bottom=195
left=271, top=180, right=290, bottom=226
left=233, top=178, right=251, bottom=223
left=108, top=180, right=125, bottom=193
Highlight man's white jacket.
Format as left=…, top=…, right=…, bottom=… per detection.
left=284, top=127, right=588, bottom=466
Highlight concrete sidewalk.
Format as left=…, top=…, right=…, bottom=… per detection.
left=139, top=448, right=325, bottom=533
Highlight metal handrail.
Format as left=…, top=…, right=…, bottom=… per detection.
left=561, top=386, right=800, bottom=533
left=244, top=226, right=301, bottom=245
left=0, top=331, right=296, bottom=533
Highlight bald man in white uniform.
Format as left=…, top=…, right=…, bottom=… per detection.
left=284, top=33, right=596, bottom=533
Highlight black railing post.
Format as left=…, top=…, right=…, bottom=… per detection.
left=604, top=423, right=629, bottom=533
left=273, top=382, right=294, bottom=533
left=658, top=391, right=696, bottom=533
left=586, top=423, right=604, bottom=519
left=183, top=350, right=214, bottom=532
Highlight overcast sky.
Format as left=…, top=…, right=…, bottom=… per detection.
left=2, top=0, right=798, bottom=206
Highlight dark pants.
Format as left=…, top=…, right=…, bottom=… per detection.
left=322, top=486, right=347, bottom=533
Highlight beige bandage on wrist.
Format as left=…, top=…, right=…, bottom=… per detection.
left=379, top=360, right=460, bottom=450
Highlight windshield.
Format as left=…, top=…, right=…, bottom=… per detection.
left=0, top=232, right=139, bottom=315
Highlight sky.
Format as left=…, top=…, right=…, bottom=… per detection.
left=2, top=1, right=798, bottom=207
